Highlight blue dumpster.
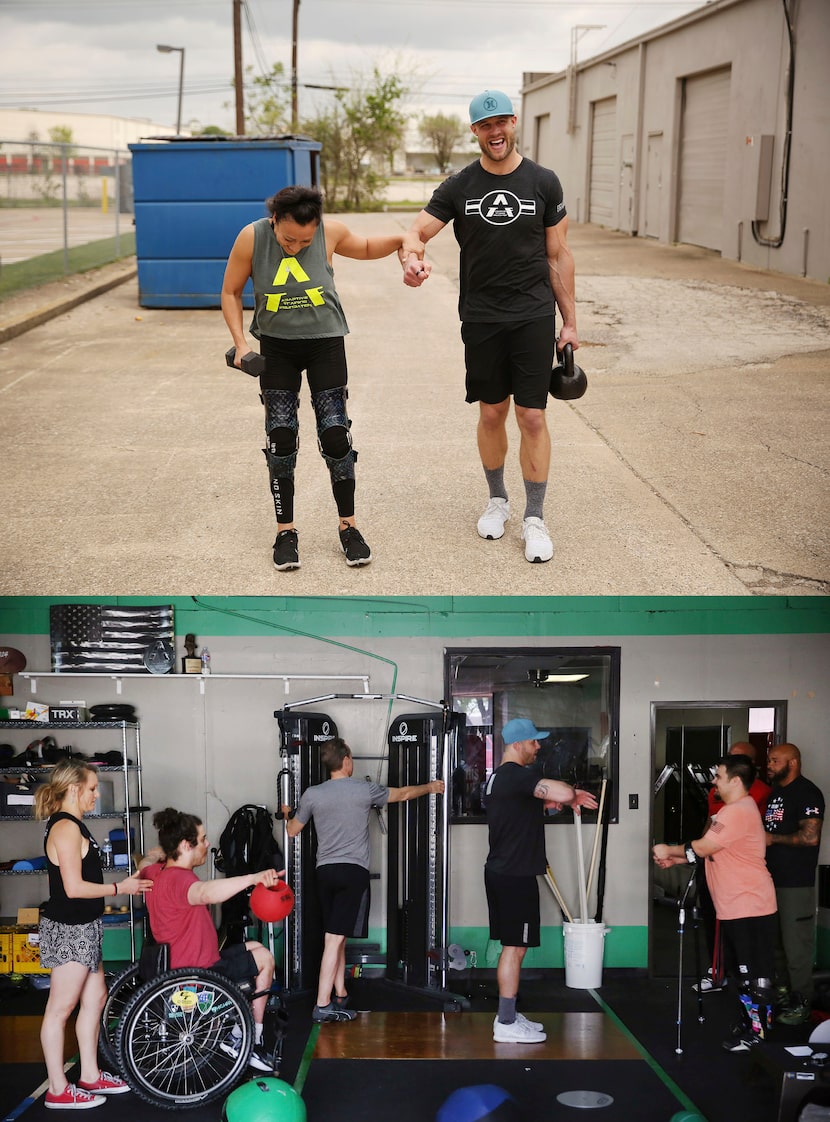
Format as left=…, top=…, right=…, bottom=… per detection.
left=128, top=136, right=321, bottom=308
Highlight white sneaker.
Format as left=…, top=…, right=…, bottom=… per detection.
left=493, top=1017, right=547, bottom=1043
left=477, top=497, right=510, bottom=540
left=495, top=1014, right=547, bottom=1027
left=522, top=516, right=553, bottom=563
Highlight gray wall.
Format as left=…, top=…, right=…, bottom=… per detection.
left=522, top=0, right=829, bottom=281
left=2, top=627, right=828, bottom=957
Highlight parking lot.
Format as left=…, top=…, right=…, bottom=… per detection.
left=0, top=216, right=828, bottom=597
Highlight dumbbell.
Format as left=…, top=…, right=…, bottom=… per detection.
left=225, top=346, right=266, bottom=378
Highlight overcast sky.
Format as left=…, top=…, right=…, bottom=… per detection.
left=1, top=0, right=710, bottom=132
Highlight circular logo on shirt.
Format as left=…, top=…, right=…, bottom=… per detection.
left=475, top=190, right=524, bottom=226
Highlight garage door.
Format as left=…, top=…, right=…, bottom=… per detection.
left=677, top=67, right=731, bottom=251
left=589, top=97, right=616, bottom=226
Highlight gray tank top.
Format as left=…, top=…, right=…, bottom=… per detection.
left=249, top=217, right=349, bottom=340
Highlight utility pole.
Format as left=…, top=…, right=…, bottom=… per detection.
left=291, top=0, right=301, bottom=132
left=233, top=0, right=245, bottom=135
left=567, top=24, right=605, bottom=134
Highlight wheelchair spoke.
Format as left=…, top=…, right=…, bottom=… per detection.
left=117, top=968, right=255, bottom=1108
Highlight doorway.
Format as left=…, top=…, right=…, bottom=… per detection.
left=649, top=699, right=787, bottom=978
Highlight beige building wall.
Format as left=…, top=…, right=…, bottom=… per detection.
left=0, top=107, right=180, bottom=151
left=522, top=0, right=829, bottom=282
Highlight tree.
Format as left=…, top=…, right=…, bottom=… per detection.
left=301, top=67, right=408, bottom=211
left=48, top=125, right=74, bottom=147
left=225, top=63, right=290, bottom=136
left=419, top=113, right=468, bottom=173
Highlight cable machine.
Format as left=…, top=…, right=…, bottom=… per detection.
left=275, top=708, right=337, bottom=993
left=274, top=693, right=461, bottom=1002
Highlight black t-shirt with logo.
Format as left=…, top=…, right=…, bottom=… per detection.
left=485, top=761, right=546, bottom=877
left=764, top=774, right=825, bottom=888
left=425, top=157, right=566, bottom=324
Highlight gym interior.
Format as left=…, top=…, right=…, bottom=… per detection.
left=1, top=595, right=829, bottom=1122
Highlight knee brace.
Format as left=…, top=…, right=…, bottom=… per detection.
left=262, top=388, right=299, bottom=477
left=312, top=386, right=356, bottom=482
left=740, top=978, right=774, bottom=1038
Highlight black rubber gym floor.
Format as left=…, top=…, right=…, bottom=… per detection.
left=0, top=972, right=817, bottom=1122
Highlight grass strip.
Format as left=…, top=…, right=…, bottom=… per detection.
left=0, top=234, right=136, bottom=299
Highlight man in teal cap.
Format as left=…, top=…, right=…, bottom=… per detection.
left=400, top=89, right=578, bottom=564
left=484, top=717, right=596, bottom=1042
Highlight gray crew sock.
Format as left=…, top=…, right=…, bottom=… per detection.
left=497, top=996, right=517, bottom=1024
left=523, top=479, right=547, bottom=520
left=484, top=465, right=508, bottom=501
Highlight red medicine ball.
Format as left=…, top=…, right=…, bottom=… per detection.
left=251, top=880, right=295, bottom=923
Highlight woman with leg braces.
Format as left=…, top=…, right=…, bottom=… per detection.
left=222, top=185, right=412, bottom=571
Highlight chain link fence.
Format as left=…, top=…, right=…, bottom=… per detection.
left=0, top=139, right=135, bottom=293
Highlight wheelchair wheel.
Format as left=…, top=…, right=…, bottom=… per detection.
left=115, top=967, right=255, bottom=1109
left=100, top=963, right=141, bottom=1070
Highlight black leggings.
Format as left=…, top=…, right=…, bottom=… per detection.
left=259, top=334, right=348, bottom=393
left=258, top=335, right=354, bottom=522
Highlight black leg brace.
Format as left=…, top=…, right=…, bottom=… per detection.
left=261, top=388, right=299, bottom=524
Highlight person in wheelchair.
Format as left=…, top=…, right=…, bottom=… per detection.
left=139, top=807, right=282, bottom=1072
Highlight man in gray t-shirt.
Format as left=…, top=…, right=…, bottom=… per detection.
left=283, top=737, right=444, bottom=1023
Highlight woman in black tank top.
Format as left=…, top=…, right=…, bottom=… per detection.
left=34, top=761, right=153, bottom=1109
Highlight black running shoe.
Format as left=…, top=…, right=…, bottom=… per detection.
left=248, top=1043, right=274, bottom=1071
left=312, top=1003, right=358, bottom=1023
left=339, top=526, right=372, bottom=567
left=722, top=1032, right=760, bottom=1052
left=273, top=529, right=300, bottom=571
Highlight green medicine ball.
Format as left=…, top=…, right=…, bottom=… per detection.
left=669, top=1112, right=706, bottom=1122
left=222, top=1077, right=306, bottom=1122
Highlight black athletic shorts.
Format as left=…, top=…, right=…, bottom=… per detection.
left=485, top=867, right=541, bottom=948
left=210, top=941, right=258, bottom=985
left=720, top=913, right=777, bottom=982
left=259, top=335, right=348, bottom=393
left=316, top=862, right=370, bottom=938
left=462, top=316, right=555, bottom=409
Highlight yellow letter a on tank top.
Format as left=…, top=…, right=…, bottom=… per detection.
left=272, top=257, right=311, bottom=286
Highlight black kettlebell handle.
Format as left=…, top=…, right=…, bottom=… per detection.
left=556, top=341, right=575, bottom=377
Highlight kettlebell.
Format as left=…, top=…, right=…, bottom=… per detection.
left=550, top=342, right=587, bottom=400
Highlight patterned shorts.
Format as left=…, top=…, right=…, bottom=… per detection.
left=39, top=915, right=103, bottom=972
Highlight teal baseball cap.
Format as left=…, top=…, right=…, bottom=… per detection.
left=502, top=718, right=549, bottom=745
left=469, top=89, right=515, bottom=125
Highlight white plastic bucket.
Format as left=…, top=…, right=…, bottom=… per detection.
left=563, top=919, right=609, bottom=989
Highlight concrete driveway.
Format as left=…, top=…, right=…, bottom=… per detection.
left=0, top=217, right=827, bottom=597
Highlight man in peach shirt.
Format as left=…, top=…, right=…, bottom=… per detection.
left=654, top=753, right=777, bottom=1053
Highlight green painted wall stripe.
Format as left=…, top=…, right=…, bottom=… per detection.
left=1, top=595, right=828, bottom=638
left=589, top=987, right=703, bottom=1115
left=293, top=1024, right=319, bottom=1095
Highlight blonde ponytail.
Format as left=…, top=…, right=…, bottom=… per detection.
left=34, top=760, right=97, bottom=820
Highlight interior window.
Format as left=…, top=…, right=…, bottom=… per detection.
left=445, top=647, right=620, bottom=824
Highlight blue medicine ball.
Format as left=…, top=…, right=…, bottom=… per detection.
left=436, top=1084, right=523, bottom=1122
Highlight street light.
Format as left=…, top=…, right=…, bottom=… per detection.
left=156, top=44, right=185, bottom=134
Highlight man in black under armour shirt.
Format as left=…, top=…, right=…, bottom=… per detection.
left=401, top=89, right=578, bottom=565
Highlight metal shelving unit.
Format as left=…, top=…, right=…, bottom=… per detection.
left=0, top=720, right=145, bottom=960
